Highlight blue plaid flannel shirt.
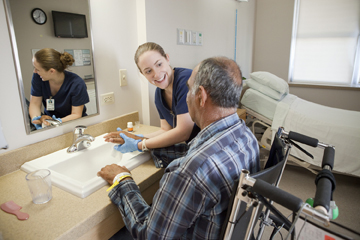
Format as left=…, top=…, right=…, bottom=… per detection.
left=109, top=113, right=260, bottom=239
left=150, top=143, right=189, bottom=168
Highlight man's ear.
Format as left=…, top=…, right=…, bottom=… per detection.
left=198, top=86, right=207, bottom=107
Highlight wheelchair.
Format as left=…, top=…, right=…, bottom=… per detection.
left=220, top=127, right=358, bottom=240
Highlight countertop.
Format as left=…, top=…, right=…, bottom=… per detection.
left=0, top=125, right=163, bottom=240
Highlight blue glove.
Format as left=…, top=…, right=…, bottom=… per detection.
left=32, top=116, right=42, bottom=130
left=114, top=133, right=142, bottom=153
left=118, top=126, right=144, bottom=138
left=52, top=115, right=62, bottom=123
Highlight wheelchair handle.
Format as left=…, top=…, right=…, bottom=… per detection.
left=278, top=128, right=332, bottom=149
left=251, top=178, right=331, bottom=226
left=313, top=146, right=336, bottom=213
left=252, top=179, right=303, bottom=213
left=322, top=146, right=335, bottom=170
left=314, top=174, right=333, bottom=213
left=281, top=129, right=336, bottom=214
left=288, top=131, right=318, bottom=147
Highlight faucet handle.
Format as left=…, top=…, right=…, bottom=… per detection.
left=74, top=125, right=87, bottom=135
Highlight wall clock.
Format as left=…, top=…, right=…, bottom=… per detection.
left=31, top=8, right=47, bottom=25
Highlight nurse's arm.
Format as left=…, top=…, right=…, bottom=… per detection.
left=137, top=113, right=194, bottom=150
left=60, top=105, right=84, bottom=123
left=29, top=96, right=53, bottom=126
left=29, top=95, right=43, bottom=120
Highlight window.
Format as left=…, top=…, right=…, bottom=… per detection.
left=289, top=0, right=360, bottom=86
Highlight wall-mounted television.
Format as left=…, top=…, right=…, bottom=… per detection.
left=52, top=11, right=88, bottom=38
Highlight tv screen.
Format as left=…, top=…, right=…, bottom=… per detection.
left=52, top=11, right=88, bottom=38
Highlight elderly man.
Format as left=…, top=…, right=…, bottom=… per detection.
left=98, top=56, right=260, bottom=239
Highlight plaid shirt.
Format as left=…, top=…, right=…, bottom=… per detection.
left=109, top=113, right=260, bottom=239
left=151, top=143, right=189, bottom=168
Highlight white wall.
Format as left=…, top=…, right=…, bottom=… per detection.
left=90, top=0, right=143, bottom=122
left=0, top=0, right=255, bottom=153
left=145, top=0, right=255, bottom=126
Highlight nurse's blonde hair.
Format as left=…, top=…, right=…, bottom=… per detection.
left=134, top=42, right=167, bottom=73
left=35, top=48, right=74, bottom=72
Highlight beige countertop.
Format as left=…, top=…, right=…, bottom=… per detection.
left=0, top=124, right=163, bottom=240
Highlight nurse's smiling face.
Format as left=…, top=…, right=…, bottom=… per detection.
left=138, top=50, right=173, bottom=90
left=32, top=57, right=52, bottom=81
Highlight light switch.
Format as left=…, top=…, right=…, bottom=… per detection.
left=119, top=69, right=127, bottom=86
left=191, top=31, right=197, bottom=45
left=197, top=32, right=203, bottom=45
left=177, top=29, right=185, bottom=44
left=185, top=30, right=191, bottom=44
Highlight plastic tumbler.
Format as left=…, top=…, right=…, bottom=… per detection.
left=26, top=169, right=52, bottom=204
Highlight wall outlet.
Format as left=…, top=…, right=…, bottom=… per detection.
left=119, top=69, right=127, bottom=86
left=101, top=92, right=115, bottom=105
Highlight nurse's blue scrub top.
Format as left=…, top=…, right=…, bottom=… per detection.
left=154, top=68, right=200, bottom=143
left=31, top=71, right=89, bottom=118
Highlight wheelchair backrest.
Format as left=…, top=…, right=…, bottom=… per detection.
left=219, top=133, right=287, bottom=240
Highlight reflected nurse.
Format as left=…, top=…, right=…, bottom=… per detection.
left=29, top=48, right=89, bottom=129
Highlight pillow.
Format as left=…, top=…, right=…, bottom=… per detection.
left=250, top=71, right=289, bottom=95
left=245, top=78, right=286, bottom=100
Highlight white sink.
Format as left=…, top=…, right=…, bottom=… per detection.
left=21, top=133, right=151, bottom=198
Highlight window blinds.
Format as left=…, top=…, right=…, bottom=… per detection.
left=290, top=0, right=360, bottom=85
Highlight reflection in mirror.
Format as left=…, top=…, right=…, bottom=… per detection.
left=4, top=0, right=98, bottom=134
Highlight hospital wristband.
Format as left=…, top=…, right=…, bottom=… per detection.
left=106, top=173, right=132, bottom=192
left=113, top=172, right=132, bottom=183
left=142, top=139, right=149, bottom=152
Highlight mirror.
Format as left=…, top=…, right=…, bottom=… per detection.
left=4, top=0, right=98, bottom=134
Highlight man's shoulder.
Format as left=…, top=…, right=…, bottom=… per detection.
left=168, top=121, right=257, bottom=170
left=187, top=124, right=256, bottom=169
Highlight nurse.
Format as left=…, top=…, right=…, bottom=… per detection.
left=29, top=48, right=89, bottom=129
left=104, top=42, right=200, bottom=166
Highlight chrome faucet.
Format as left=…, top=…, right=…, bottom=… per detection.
left=67, top=125, right=95, bottom=153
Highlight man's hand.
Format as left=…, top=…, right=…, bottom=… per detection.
left=32, top=116, right=42, bottom=129
left=32, top=115, right=52, bottom=127
left=103, top=127, right=145, bottom=144
left=97, top=164, right=131, bottom=185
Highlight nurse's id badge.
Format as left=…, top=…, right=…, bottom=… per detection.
left=46, top=98, right=55, bottom=111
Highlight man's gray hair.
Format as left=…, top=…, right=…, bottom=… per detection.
left=192, top=57, right=243, bottom=108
